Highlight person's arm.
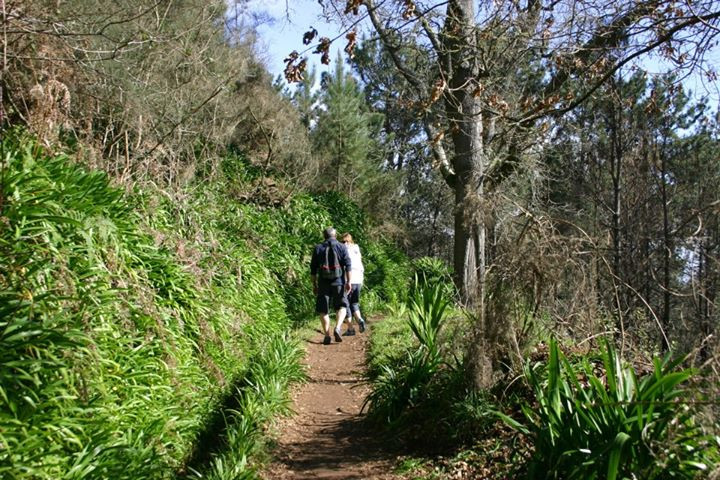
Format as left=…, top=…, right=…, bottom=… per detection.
left=341, top=244, right=352, bottom=292
left=310, top=246, right=319, bottom=295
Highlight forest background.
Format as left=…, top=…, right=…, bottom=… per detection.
left=2, top=0, right=720, bottom=478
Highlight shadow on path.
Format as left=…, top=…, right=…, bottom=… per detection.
left=272, top=414, right=406, bottom=477
left=262, top=323, right=409, bottom=480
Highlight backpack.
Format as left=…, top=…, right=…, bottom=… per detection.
left=319, top=241, right=343, bottom=280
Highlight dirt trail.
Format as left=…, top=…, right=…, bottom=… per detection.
left=261, top=324, right=405, bottom=480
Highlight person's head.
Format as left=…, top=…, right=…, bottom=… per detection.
left=323, top=227, right=337, bottom=240
left=341, top=232, right=354, bottom=245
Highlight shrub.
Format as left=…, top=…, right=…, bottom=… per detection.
left=406, top=281, right=450, bottom=357
left=503, top=339, right=719, bottom=479
left=364, top=348, right=437, bottom=426
left=411, top=256, right=455, bottom=299
left=365, top=304, right=496, bottom=445
left=365, top=281, right=451, bottom=426
left=363, top=241, right=412, bottom=305
left=312, top=190, right=367, bottom=245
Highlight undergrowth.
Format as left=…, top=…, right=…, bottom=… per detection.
left=502, top=339, right=719, bottom=479
left=364, top=274, right=718, bottom=479
left=365, top=279, right=491, bottom=446
left=0, top=133, right=409, bottom=478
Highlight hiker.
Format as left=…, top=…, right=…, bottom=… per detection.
left=310, top=227, right=352, bottom=345
left=341, top=232, right=366, bottom=336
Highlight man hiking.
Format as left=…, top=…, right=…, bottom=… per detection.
left=310, top=227, right=352, bottom=345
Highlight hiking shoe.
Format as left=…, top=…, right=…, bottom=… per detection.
left=323, top=335, right=331, bottom=345
left=333, top=327, right=343, bottom=342
left=358, top=318, right=366, bottom=333
left=342, top=328, right=356, bottom=336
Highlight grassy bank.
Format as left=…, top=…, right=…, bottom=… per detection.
left=0, top=133, right=409, bottom=479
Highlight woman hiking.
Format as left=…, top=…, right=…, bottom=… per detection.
left=340, top=232, right=366, bottom=336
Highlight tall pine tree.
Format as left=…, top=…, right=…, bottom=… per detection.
left=312, top=54, right=384, bottom=199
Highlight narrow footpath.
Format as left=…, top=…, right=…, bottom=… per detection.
left=261, top=324, right=405, bottom=480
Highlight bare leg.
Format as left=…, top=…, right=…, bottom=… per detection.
left=321, top=314, right=332, bottom=344
left=353, top=309, right=365, bottom=332
left=335, top=307, right=347, bottom=332
left=331, top=308, right=346, bottom=342
left=321, top=314, right=331, bottom=335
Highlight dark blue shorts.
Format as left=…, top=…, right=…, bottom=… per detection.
left=315, top=282, right=349, bottom=314
left=348, top=284, right=362, bottom=313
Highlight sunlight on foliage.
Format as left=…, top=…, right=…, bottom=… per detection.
left=0, top=132, right=408, bottom=478
left=365, top=279, right=451, bottom=426
left=499, top=339, right=719, bottom=479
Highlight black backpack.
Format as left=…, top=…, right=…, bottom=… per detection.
left=319, top=241, right=343, bottom=280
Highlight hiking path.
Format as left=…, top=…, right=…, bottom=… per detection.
left=261, top=323, right=407, bottom=480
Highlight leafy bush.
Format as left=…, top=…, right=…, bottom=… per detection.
left=365, top=281, right=452, bottom=427
left=312, top=190, right=367, bottom=245
left=407, top=278, right=451, bottom=361
left=0, top=135, right=303, bottom=478
left=1, top=135, right=207, bottom=478
left=503, top=339, right=718, bottom=479
left=365, top=348, right=438, bottom=425
left=411, top=256, right=455, bottom=299
left=365, top=302, right=496, bottom=446
left=363, top=240, right=412, bottom=304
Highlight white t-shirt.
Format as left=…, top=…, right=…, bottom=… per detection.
left=347, top=243, right=364, bottom=285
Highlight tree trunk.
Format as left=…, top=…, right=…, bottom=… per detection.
left=443, top=0, right=485, bottom=309
left=443, top=0, right=495, bottom=388
left=609, top=92, right=623, bottom=336
left=659, top=140, right=671, bottom=352
left=451, top=150, right=485, bottom=308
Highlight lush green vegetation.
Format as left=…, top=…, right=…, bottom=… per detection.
left=509, top=340, right=718, bottom=479
left=4, top=1, right=720, bottom=478
left=364, top=279, right=719, bottom=479
left=365, top=276, right=494, bottom=444
left=0, top=133, right=409, bottom=478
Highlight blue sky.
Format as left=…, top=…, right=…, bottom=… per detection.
left=239, top=0, right=719, bottom=106
left=238, top=0, right=344, bottom=81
